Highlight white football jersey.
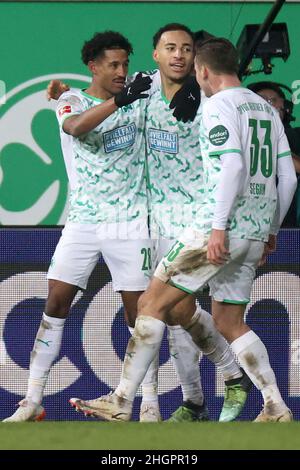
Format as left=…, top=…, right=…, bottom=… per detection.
left=56, top=89, right=148, bottom=224
left=196, top=86, right=291, bottom=241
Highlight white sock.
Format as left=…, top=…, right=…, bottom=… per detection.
left=167, top=325, right=203, bottom=406
left=185, top=307, right=242, bottom=381
left=116, top=316, right=165, bottom=402
left=128, top=326, right=159, bottom=404
left=26, top=313, right=65, bottom=405
left=231, top=330, right=287, bottom=413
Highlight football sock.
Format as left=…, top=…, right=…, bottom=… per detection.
left=26, top=313, right=65, bottom=405
left=167, top=325, right=204, bottom=406
left=128, top=326, right=159, bottom=404
left=185, top=307, right=242, bottom=380
left=231, top=330, right=287, bottom=412
left=116, top=316, right=165, bottom=402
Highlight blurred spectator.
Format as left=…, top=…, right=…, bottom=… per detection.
left=248, top=81, right=300, bottom=227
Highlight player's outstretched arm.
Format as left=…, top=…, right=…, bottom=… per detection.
left=62, top=73, right=151, bottom=137
left=114, top=72, right=152, bottom=107
left=47, top=80, right=70, bottom=101
left=62, top=98, right=118, bottom=137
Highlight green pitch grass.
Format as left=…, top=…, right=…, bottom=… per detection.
left=0, top=422, right=299, bottom=450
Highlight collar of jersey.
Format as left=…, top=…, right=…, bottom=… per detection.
left=81, top=89, right=105, bottom=102
left=160, top=91, right=171, bottom=104
left=214, top=86, right=245, bottom=97
left=221, top=86, right=244, bottom=91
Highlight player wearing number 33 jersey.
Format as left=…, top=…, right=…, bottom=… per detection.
left=194, top=86, right=292, bottom=242
left=95, top=39, right=296, bottom=426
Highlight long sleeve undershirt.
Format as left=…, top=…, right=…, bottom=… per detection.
left=212, top=152, right=244, bottom=230
left=211, top=153, right=297, bottom=233
left=270, top=156, right=297, bottom=234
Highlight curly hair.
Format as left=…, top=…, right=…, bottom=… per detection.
left=81, top=31, right=133, bottom=64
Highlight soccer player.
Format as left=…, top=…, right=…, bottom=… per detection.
left=247, top=81, right=300, bottom=227
left=83, top=38, right=296, bottom=423
left=144, top=24, right=249, bottom=422
left=71, top=25, right=251, bottom=423
left=2, top=31, right=154, bottom=423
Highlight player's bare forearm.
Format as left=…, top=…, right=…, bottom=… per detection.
left=207, top=229, right=229, bottom=265
left=63, top=98, right=118, bottom=137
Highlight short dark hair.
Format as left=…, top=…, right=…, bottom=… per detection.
left=195, top=38, right=239, bottom=75
left=247, top=81, right=286, bottom=100
left=153, top=23, right=194, bottom=48
left=194, top=30, right=215, bottom=48
left=81, top=31, right=133, bottom=65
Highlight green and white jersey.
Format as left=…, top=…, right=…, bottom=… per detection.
left=196, top=87, right=291, bottom=241
left=146, top=89, right=203, bottom=239
left=56, top=89, right=148, bottom=224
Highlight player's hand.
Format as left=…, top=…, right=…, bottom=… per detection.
left=207, top=229, right=229, bottom=265
left=267, top=234, right=277, bottom=253
left=114, top=72, right=152, bottom=108
left=169, top=75, right=201, bottom=123
left=258, top=234, right=277, bottom=266
left=47, top=80, right=70, bottom=101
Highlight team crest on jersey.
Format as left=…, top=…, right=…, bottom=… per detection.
left=209, top=125, right=229, bottom=146
left=103, top=123, right=136, bottom=153
left=148, top=128, right=178, bottom=154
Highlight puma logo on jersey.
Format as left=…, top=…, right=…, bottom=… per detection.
left=127, top=87, right=132, bottom=95
left=188, top=93, right=195, bottom=101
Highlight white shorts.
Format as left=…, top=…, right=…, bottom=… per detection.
left=47, top=219, right=153, bottom=291
left=153, top=237, right=175, bottom=267
left=154, top=228, right=264, bottom=304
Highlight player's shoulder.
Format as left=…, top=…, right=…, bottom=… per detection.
left=140, top=69, right=159, bottom=78
left=57, top=88, right=83, bottom=104
left=128, top=69, right=158, bottom=80
left=218, top=86, right=251, bottom=103
left=204, top=87, right=247, bottom=113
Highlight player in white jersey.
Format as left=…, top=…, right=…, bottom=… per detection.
left=65, top=26, right=250, bottom=424
left=2, top=31, right=156, bottom=423
left=84, top=38, right=297, bottom=423
left=69, top=28, right=252, bottom=423
left=144, top=24, right=250, bottom=423
left=44, top=28, right=250, bottom=424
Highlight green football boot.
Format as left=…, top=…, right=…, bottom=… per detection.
left=219, top=369, right=252, bottom=422
left=166, top=400, right=209, bottom=422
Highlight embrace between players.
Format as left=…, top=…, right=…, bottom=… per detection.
left=3, top=23, right=296, bottom=424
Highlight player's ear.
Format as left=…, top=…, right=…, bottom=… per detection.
left=202, top=65, right=209, bottom=79
left=88, top=60, right=97, bottom=75
left=153, top=49, right=159, bottom=64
